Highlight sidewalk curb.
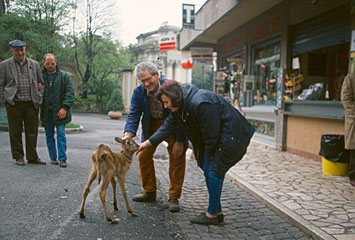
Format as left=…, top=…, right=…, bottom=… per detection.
left=227, top=171, right=336, bottom=240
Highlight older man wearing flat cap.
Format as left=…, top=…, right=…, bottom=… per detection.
left=0, top=39, right=46, bottom=166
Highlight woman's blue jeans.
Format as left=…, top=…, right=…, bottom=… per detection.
left=45, top=111, right=67, bottom=161
left=203, top=153, right=224, bottom=215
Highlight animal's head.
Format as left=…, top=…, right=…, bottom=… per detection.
left=115, top=137, right=139, bottom=153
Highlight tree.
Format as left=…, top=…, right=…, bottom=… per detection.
left=0, top=0, right=10, bottom=15
left=83, top=35, right=134, bottom=112
left=7, top=0, right=75, bottom=54
left=0, top=0, right=76, bottom=61
left=73, top=0, right=115, bottom=98
left=0, top=14, right=45, bottom=61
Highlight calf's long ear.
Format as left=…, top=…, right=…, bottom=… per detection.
left=115, top=137, right=124, bottom=144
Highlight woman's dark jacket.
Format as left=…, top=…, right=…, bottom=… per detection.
left=40, top=67, right=75, bottom=127
left=149, top=84, right=255, bottom=178
left=124, top=78, right=187, bottom=147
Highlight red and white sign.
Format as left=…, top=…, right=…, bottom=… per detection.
left=190, top=47, right=213, bottom=65
left=159, top=34, right=176, bottom=51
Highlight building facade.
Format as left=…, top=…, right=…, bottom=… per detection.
left=121, top=22, right=193, bottom=112
left=120, top=22, right=193, bottom=112
left=136, top=22, right=192, bottom=84
left=180, top=0, right=353, bottom=161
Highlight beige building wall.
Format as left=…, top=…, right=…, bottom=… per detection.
left=286, top=116, right=344, bottom=161
left=121, top=70, right=138, bottom=113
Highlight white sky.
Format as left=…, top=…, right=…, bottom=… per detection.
left=114, top=0, right=206, bottom=47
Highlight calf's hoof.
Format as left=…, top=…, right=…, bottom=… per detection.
left=107, top=218, right=117, bottom=224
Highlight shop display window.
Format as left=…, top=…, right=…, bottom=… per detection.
left=247, top=118, right=275, bottom=137
left=221, top=54, right=246, bottom=106
left=289, top=42, right=349, bottom=101
left=252, top=42, right=280, bottom=105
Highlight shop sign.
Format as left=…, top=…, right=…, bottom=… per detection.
left=292, top=57, right=300, bottom=69
left=159, top=34, right=176, bottom=51
left=182, top=4, right=195, bottom=29
left=248, top=15, right=280, bottom=44
left=191, top=47, right=213, bottom=65
left=226, top=57, right=244, bottom=63
left=219, top=34, right=245, bottom=57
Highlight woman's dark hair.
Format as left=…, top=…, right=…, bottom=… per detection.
left=156, top=80, right=183, bottom=108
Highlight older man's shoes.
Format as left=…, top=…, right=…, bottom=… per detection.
left=28, top=158, right=46, bottom=165
left=16, top=159, right=25, bottom=166
left=168, top=199, right=180, bottom=212
left=350, top=179, right=355, bottom=187
left=132, top=192, right=156, bottom=202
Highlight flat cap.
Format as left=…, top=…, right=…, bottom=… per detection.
left=9, top=40, right=26, bottom=47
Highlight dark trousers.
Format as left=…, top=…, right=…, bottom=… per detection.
left=349, top=150, right=355, bottom=181
left=5, top=101, right=39, bottom=161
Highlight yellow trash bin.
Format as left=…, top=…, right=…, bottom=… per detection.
left=322, top=157, right=348, bottom=176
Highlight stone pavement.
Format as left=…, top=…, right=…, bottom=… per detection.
left=155, top=143, right=310, bottom=240
left=154, top=140, right=355, bottom=240
left=228, top=141, right=355, bottom=240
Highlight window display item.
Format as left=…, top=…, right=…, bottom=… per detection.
left=297, top=83, right=324, bottom=100
left=253, top=42, right=280, bottom=105
left=284, top=70, right=304, bottom=100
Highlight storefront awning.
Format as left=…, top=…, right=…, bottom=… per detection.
left=180, top=0, right=283, bottom=50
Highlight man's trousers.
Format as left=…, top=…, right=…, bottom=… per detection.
left=138, top=118, right=186, bottom=199
left=5, top=101, right=39, bottom=161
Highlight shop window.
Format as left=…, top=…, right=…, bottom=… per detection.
left=288, top=42, right=349, bottom=101
left=220, top=54, right=246, bottom=105
left=308, top=52, right=326, bottom=76
left=247, top=118, right=275, bottom=137
left=252, top=42, right=280, bottom=105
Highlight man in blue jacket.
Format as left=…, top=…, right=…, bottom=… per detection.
left=123, top=62, right=186, bottom=212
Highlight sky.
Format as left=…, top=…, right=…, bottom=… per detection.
left=114, top=0, right=206, bottom=47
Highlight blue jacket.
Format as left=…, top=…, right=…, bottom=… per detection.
left=149, top=84, right=255, bottom=178
left=124, top=78, right=186, bottom=145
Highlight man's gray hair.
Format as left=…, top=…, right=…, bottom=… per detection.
left=135, top=61, right=158, bottom=78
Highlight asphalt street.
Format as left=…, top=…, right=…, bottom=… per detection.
left=0, top=113, right=182, bottom=240
left=0, top=113, right=310, bottom=240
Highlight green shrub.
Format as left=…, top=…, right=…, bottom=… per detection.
left=73, top=95, right=97, bottom=105
left=107, top=89, right=124, bottom=112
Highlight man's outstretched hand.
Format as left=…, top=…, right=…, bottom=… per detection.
left=136, top=140, right=152, bottom=154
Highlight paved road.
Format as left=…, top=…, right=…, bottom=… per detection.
left=0, top=113, right=311, bottom=240
left=0, top=113, right=181, bottom=240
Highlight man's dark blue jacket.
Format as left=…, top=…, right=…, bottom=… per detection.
left=124, top=78, right=186, bottom=145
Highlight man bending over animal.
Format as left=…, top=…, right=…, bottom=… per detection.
left=123, top=61, right=187, bottom=212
